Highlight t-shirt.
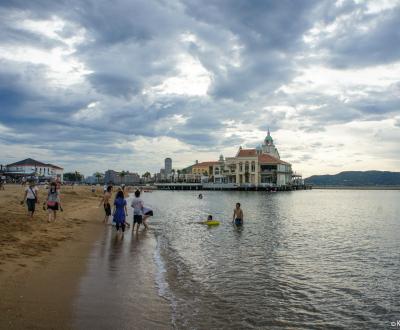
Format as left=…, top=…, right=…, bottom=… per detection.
left=26, top=186, right=38, bottom=200
left=48, top=190, right=59, bottom=202
left=131, top=197, right=144, bottom=215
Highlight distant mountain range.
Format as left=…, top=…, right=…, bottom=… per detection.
left=304, top=171, right=400, bottom=186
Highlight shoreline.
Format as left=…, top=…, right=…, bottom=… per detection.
left=0, top=185, right=106, bottom=329
left=0, top=185, right=172, bottom=329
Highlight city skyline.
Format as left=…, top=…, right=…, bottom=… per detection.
left=1, top=1, right=399, bottom=177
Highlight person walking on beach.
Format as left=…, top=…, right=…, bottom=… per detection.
left=45, top=182, right=62, bottom=222
left=21, top=180, right=39, bottom=220
left=99, top=186, right=112, bottom=224
left=131, top=189, right=146, bottom=231
left=232, top=202, right=244, bottom=226
left=113, top=190, right=128, bottom=232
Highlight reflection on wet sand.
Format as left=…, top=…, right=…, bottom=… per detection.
left=72, top=203, right=172, bottom=330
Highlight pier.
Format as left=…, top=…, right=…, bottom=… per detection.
left=154, top=183, right=312, bottom=191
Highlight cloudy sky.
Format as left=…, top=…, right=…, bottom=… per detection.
left=0, top=0, right=399, bottom=177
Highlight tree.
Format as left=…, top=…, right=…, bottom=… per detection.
left=64, top=171, right=84, bottom=182
left=142, top=172, right=151, bottom=182
left=118, top=170, right=127, bottom=184
left=94, top=172, right=102, bottom=183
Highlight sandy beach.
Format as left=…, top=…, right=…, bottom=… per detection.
left=0, top=184, right=171, bottom=329
left=0, top=184, right=104, bottom=328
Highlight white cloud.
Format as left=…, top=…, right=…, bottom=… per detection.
left=148, top=54, right=211, bottom=96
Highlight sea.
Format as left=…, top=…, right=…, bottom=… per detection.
left=73, top=189, right=400, bottom=329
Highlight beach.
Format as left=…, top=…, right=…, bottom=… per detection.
left=0, top=184, right=171, bottom=329
left=0, top=184, right=103, bottom=328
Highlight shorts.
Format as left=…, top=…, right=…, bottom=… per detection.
left=47, top=202, right=59, bottom=211
left=234, top=218, right=243, bottom=226
left=104, top=203, right=111, bottom=216
left=133, top=214, right=143, bottom=224
left=26, top=199, right=36, bottom=212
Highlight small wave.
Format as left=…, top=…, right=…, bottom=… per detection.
left=153, top=236, right=178, bottom=328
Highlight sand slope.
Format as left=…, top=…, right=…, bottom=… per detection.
left=0, top=185, right=104, bottom=329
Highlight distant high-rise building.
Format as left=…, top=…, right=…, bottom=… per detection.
left=165, top=158, right=172, bottom=175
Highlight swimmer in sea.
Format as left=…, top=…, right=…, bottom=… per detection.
left=232, top=202, right=243, bottom=226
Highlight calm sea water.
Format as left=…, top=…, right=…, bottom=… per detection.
left=147, top=190, right=400, bottom=329
left=73, top=190, right=400, bottom=329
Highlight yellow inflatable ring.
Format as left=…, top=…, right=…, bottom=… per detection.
left=203, top=220, right=220, bottom=225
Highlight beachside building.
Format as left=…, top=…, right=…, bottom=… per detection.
left=224, top=130, right=292, bottom=187
left=164, top=158, right=172, bottom=175
left=192, top=161, right=219, bottom=176
left=5, top=158, right=64, bottom=182
left=104, top=170, right=140, bottom=185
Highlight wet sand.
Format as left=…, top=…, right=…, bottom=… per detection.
left=0, top=184, right=171, bottom=329
left=72, top=228, right=172, bottom=329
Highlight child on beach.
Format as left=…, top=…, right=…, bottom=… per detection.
left=113, top=190, right=128, bottom=232
left=142, top=206, right=153, bottom=228
left=232, top=203, right=244, bottom=226
left=99, top=186, right=112, bottom=224
left=131, top=189, right=145, bottom=231
left=45, top=182, right=62, bottom=222
left=21, top=180, right=39, bottom=220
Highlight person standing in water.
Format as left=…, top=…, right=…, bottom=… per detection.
left=45, top=182, right=62, bottom=222
left=99, top=186, right=112, bottom=224
left=232, top=202, right=244, bottom=226
left=113, top=190, right=127, bottom=232
left=131, top=189, right=147, bottom=231
left=21, top=180, right=39, bottom=220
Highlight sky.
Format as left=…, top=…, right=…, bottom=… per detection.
left=0, top=0, right=399, bottom=177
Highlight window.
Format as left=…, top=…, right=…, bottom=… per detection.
left=251, top=161, right=255, bottom=172
left=245, top=162, right=249, bottom=172
left=239, top=163, right=243, bottom=172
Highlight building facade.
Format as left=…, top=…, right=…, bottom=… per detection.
left=6, top=158, right=64, bottom=182
left=104, top=170, right=141, bottom=185
left=224, top=131, right=292, bottom=187
left=159, top=130, right=295, bottom=187
left=164, top=158, right=172, bottom=175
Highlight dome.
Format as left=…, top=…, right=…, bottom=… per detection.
left=264, top=128, right=273, bottom=144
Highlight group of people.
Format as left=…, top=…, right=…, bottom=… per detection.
left=21, top=180, right=62, bottom=222
left=201, top=201, right=244, bottom=226
left=99, top=185, right=153, bottom=233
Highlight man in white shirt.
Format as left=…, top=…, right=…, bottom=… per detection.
left=21, top=180, right=39, bottom=219
left=131, top=189, right=146, bottom=231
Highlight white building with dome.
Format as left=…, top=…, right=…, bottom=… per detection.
left=224, top=130, right=292, bottom=187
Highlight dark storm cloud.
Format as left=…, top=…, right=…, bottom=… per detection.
left=319, top=6, right=400, bottom=68
left=183, top=0, right=321, bottom=100
left=88, top=73, right=141, bottom=98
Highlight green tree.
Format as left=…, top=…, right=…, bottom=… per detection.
left=94, top=172, right=102, bottom=183
left=64, top=171, right=84, bottom=182
left=142, top=171, right=151, bottom=181
left=118, top=170, right=127, bottom=183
